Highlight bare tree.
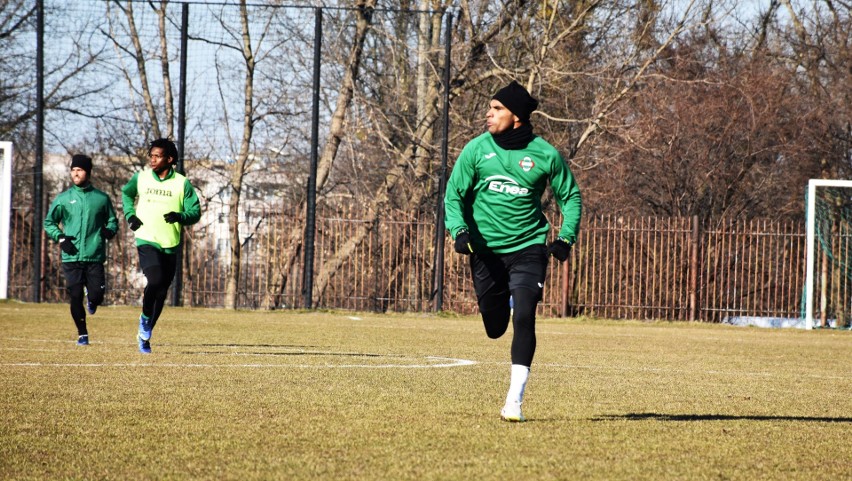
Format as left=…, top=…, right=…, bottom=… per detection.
left=101, top=1, right=298, bottom=309
left=2, top=2, right=107, bottom=151
left=2, top=0, right=111, bottom=235
left=266, top=0, right=379, bottom=309
left=219, top=0, right=260, bottom=309
left=103, top=1, right=175, bottom=143
left=304, top=0, right=714, bottom=305
left=0, top=1, right=38, bottom=143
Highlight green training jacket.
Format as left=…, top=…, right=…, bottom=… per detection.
left=121, top=167, right=202, bottom=253
left=444, top=132, right=582, bottom=254
left=43, top=183, right=119, bottom=263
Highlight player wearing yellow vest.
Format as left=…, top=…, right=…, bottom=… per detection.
left=122, top=138, right=201, bottom=354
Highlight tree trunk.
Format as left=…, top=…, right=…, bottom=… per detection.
left=310, top=2, right=527, bottom=303
left=224, top=0, right=256, bottom=309
left=266, top=0, right=377, bottom=308
left=120, top=1, right=161, bottom=139
left=155, top=1, right=174, bottom=139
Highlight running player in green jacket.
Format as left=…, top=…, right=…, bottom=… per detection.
left=122, top=138, right=201, bottom=354
left=444, top=81, right=582, bottom=422
left=44, top=154, right=119, bottom=346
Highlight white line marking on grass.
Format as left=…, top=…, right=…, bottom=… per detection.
left=0, top=356, right=477, bottom=369
left=336, top=356, right=477, bottom=369
left=5, top=338, right=72, bottom=344
left=0, top=347, right=60, bottom=352
left=1, top=338, right=478, bottom=368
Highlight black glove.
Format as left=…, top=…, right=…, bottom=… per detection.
left=58, top=235, right=78, bottom=255
left=547, top=238, right=572, bottom=262
left=454, top=230, right=473, bottom=255
left=163, top=211, right=182, bottom=224
left=100, top=227, right=116, bottom=240
left=128, top=215, right=143, bottom=231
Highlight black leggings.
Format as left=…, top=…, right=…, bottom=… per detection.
left=63, top=262, right=106, bottom=335
left=470, top=244, right=548, bottom=367
left=137, top=245, right=178, bottom=329
left=480, top=287, right=540, bottom=367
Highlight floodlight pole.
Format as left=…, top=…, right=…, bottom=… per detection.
left=302, top=7, right=322, bottom=309
left=33, top=0, right=44, bottom=303
left=172, top=3, right=189, bottom=307
left=432, top=11, right=452, bottom=312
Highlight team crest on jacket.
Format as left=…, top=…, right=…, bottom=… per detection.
left=519, top=157, right=535, bottom=172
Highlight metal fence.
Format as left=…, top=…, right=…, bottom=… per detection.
left=3, top=1, right=823, bottom=322
left=13, top=1, right=454, bottom=306
left=6, top=204, right=811, bottom=322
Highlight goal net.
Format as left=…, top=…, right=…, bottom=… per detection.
left=804, top=179, right=852, bottom=329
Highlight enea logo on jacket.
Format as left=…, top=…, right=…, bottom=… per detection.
left=485, top=175, right=530, bottom=196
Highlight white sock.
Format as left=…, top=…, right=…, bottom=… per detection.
left=505, top=364, right=530, bottom=405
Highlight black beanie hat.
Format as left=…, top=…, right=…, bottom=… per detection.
left=492, top=81, right=538, bottom=123
left=70, top=154, right=92, bottom=175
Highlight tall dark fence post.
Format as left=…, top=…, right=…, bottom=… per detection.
left=561, top=254, right=572, bottom=317
left=372, top=217, right=380, bottom=312
left=33, top=0, right=44, bottom=303
left=303, top=7, right=322, bottom=309
left=432, top=11, right=452, bottom=312
left=689, top=215, right=700, bottom=320
left=173, top=3, right=189, bottom=307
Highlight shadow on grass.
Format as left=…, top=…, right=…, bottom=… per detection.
left=593, top=413, right=852, bottom=423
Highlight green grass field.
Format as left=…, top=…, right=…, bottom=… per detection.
left=1, top=301, right=851, bottom=480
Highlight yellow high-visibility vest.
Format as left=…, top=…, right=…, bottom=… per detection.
left=135, top=169, right=186, bottom=248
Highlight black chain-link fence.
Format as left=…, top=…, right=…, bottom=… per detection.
left=8, top=1, right=459, bottom=312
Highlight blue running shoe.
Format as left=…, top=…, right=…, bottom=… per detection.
left=138, top=335, right=151, bottom=354
left=138, top=314, right=152, bottom=341
left=77, top=334, right=89, bottom=346
left=87, top=300, right=97, bottom=315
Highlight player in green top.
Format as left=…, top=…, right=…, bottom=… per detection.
left=43, top=154, right=119, bottom=346
left=444, top=81, right=582, bottom=422
left=121, top=138, right=201, bottom=353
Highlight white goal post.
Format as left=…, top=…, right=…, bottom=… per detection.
left=804, top=179, right=852, bottom=330
left=0, top=142, right=12, bottom=300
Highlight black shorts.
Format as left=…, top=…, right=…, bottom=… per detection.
left=469, top=244, right=549, bottom=301
left=137, top=244, right=178, bottom=271
left=62, top=262, right=105, bottom=288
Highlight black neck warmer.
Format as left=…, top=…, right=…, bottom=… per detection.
left=491, top=123, right=535, bottom=150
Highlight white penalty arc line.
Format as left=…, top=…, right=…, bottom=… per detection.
left=0, top=356, right=478, bottom=369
